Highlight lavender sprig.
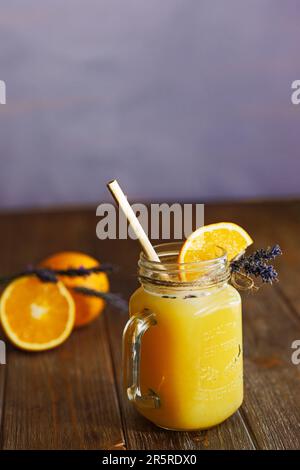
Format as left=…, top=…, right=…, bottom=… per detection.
left=0, top=264, right=114, bottom=285
left=73, top=286, right=128, bottom=313
left=0, top=263, right=127, bottom=313
left=230, top=244, right=282, bottom=284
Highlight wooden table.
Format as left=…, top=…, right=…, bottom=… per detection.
left=0, top=200, right=299, bottom=450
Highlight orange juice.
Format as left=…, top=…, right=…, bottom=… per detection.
left=123, top=243, right=243, bottom=431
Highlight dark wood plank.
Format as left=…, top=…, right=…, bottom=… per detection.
left=100, top=238, right=255, bottom=450
left=0, top=200, right=299, bottom=449
left=0, top=211, right=124, bottom=449
left=1, top=317, right=124, bottom=450
left=241, top=288, right=300, bottom=450
left=0, top=334, right=6, bottom=434
left=206, top=201, right=300, bottom=449
left=256, top=200, right=300, bottom=315
left=0, top=214, right=15, bottom=437
left=103, top=200, right=300, bottom=449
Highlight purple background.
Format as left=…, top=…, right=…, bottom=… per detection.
left=0, top=0, right=299, bottom=209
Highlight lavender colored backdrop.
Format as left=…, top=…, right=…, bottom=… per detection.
left=0, top=0, right=299, bottom=209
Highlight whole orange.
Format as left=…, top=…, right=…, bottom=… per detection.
left=40, top=252, right=109, bottom=328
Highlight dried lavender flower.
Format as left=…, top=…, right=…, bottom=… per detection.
left=0, top=263, right=127, bottom=312
left=73, top=286, right=127, bottom=313
left=0, top=264, right=114, bottom=285
left=230, top=245, right=282, bottom=284
left=253, top=244, right=282, bottom=262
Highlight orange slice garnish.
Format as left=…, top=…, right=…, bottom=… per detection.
left=179, top=222, right=253, bottom=280
left=0, top=276, right=75, bottom=351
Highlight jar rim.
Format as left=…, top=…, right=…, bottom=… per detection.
left=138, top=242, right=230, bottom=290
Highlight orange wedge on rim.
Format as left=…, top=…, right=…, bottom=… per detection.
left=0, top=276, right=75, bottom=351
left=179, top=222, right=253, bottom=279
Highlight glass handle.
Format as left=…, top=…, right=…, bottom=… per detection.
left=122, top=309, right=160, bottom=409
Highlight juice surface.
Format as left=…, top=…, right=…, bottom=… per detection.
left=129, top=284, right=243, bottom=430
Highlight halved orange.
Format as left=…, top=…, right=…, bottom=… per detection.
left=41, top=252, right=109, bottom=328
left=0, top=276, right=75, bottom=351
left=179, top=222, right=253, bottom=273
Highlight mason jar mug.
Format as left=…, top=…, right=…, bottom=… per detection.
left=122, top=243, right=243, bottom=431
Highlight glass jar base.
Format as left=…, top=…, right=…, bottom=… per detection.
left=142, top=405, right=242, bottom=432
left=156, top=423, right=216, bottom=432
